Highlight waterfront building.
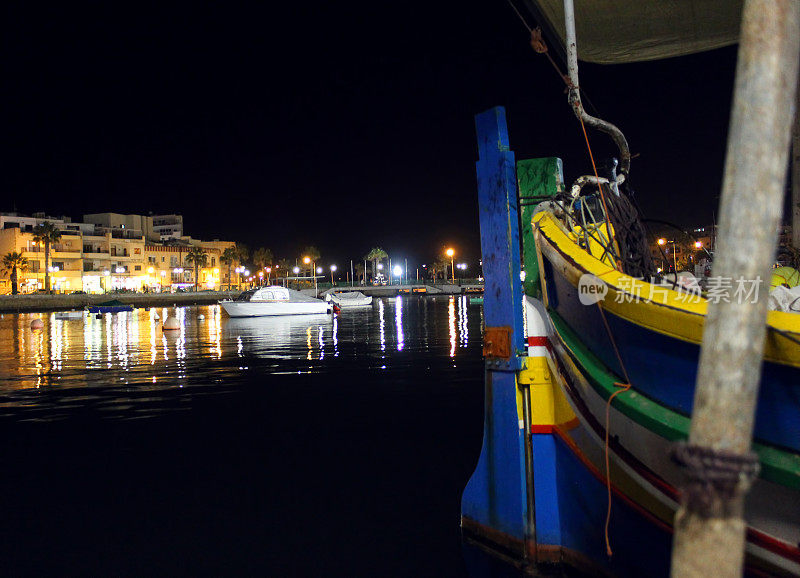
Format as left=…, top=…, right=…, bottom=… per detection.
left=0, top=212, right=234, bottom=294
left=143, top=238, right=231, bottom=292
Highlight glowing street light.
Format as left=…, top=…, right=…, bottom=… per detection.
left=657, top=238, right=666, bottom=246
left=392, top=264, right=402, bottom=277
left=445, top=248, right=455, bottom=283
left=293, top=266, right=300, bottom=274
left=694, top=240, right=703, bottom=249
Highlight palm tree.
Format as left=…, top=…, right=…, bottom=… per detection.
left=431, top=258, right=450, bottom=282
left=354, top=262, right=365, bottom=285
left=253, top=247, right=273, bottom=285
left=365, top=247, right=388, bottom=282
left=276, top=258, right=292, bottom=286
left=221, top=246, right=238, bottom=290
left=235, top=243, right=249, bottom=288
left=32, top=221, right=62, bottom=293
left=2, top=252, right=28, bottom=295
left=184, top=246, right=208, bottom=292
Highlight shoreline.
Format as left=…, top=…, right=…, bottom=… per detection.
left=0, top=290, right=242, bottom=313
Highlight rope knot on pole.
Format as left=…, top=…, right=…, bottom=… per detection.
left=671, top=442, right=760, bottom=518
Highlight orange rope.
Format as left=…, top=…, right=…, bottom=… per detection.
left=597, top=300, right=632, bottom=557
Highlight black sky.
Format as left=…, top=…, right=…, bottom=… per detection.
left=2, top=2, right=738, bottom=268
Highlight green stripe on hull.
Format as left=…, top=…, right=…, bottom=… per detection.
left=549, top=310, right=800, bottom=489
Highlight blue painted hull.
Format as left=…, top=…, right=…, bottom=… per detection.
left=87, top=305, right=134, bottom=314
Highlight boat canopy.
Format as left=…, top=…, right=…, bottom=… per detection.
left=250, top=286, right=290, bottom=302
left=530, top=0, right=743, bottom=64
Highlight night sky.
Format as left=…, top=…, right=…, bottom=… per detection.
left=2, top=2, right=738, bottom=268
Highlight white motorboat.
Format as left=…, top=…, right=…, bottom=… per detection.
left=327, top=291, right=373, bottom=308
left=54, top=310, right=86, bottom=320
left=220, top=286, right=331, bottom=317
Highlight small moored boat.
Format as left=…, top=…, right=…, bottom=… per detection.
left=328, top=291, right=373, bottom=308
left=87, top=300, right=134, bottom=314
left=220, top=286, right=331, bottom=317
left=54, top=310, right=85, bottom=320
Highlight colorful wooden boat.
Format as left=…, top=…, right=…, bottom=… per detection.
left=460, top=108, right=800, bottom=576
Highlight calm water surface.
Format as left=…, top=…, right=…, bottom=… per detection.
left=0, top=296, right=479, bottom=419
left=0, top=296, right=521, bottom=576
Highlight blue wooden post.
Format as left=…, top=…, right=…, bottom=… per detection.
left=461, top=107, right=530, bottom=556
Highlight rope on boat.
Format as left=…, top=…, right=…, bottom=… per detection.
left=670, top=443, right=760, bottom=517
left=596, top=304, right=632, bottom=557
left=506, top=1, right=602, bottom=115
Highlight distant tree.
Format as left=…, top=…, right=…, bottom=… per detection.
left=273, top=258, right=290, bottom=285
left=32, top=221, right=62, bottom=293
left=220, top=246, right=238, bottom=290
left=301, top=246, right=321, bottom=275
left=2, top=252, right=28, bottom=295
left=235, top=243, right=249, bottom=264
left=364, top=247, right=388, bottom=282
left=253, top=247, right=273, bottom=285
left=431, top=258, right=450, bottom=281
left=353, top=262, right=365, bottom=285
left=185, top=246, right=208, bottom=292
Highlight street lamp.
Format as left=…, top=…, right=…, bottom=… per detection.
left=330, top=264, right=337, bottom=285
left=445, top=248, right=455, bottom=283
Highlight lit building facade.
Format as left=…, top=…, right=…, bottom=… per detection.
left=0, top=212, right=234, bottom=294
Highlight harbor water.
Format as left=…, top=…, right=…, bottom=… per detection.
left=0, top=296, right=518, bottom=576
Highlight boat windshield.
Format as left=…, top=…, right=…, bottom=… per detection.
left=235, top=289, right=257, bottom=302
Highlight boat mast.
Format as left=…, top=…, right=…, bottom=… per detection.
left=562, top=0, right=630, bottom=178
left=670, top=2, right=800, bottom=577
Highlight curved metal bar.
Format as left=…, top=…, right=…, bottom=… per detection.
left=563, top=0, right=632, bottom=176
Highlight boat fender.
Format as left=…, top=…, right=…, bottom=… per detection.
left=333, top=304, right=341, bottom=314
left=197, top=314, right=205, bottom=320
left=163, top=317, right=180, bottom=331
left=30, top=319, right=44, bottom=330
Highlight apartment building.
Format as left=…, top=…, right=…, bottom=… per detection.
left=0, top=212, right=233, bottom=294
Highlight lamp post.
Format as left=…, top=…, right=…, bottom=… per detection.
left=330, top=264, right=337, bottom=285
left=266, top=266, right=271, bottom=284
left=446, top=248, right=455, bottom=283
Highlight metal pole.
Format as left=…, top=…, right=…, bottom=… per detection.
left=350, top=260, right=354, bottom=287
left=792, top=72, right=800, bottom=250
left=520, top=382, right=537, bottom=564
left=670, top=2, right=800, bottom=577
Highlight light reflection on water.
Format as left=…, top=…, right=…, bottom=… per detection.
left=0, top=297, right=483, bottom=419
